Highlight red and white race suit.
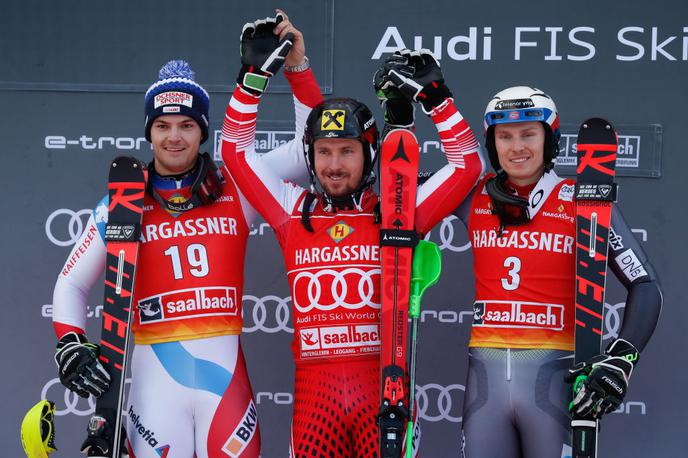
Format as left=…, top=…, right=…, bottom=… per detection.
left=222, top=77, right=483, bottom=457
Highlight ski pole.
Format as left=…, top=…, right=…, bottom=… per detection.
left=405, top=240, right=442, bottom=458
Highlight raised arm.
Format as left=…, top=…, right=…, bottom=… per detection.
left=221, top=12, right=322, bottom=235
left=374, top=49, right=484, bottom=234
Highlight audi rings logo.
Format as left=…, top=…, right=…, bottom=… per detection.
left=424, top=215, right=470, bottom=253
left=40, top=377, right=132, bottom=416
left=292, top=268, right=381, bottom=313
left=603, top=301, right=626, bottom=341
left=242, top=295, right=293, bottom=334
left=415, top=383, right=465, bottom=423
left=46, top=208, right=91, bottom=247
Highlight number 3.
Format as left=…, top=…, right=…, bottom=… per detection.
left=501, top=256, right=521, bottom=291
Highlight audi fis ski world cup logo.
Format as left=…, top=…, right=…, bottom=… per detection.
left=46, top=208, right=93, bottom=247
left=138, top=287, right=238, bottom=324
left=423, top=215, right=471, bottom=253
left=473, top=300, right=564, bottom=330
left=241, top=295, right=293, bottom=334
left=415, top=383, right=465, bottom=423
left=292, top=267, right=381, bottom=313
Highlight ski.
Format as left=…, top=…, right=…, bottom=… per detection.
left=572, top=118, right=618, bottom=458
left=378, top=129, right=420, bottom=458
left=86, top=157, right=146, bottom=457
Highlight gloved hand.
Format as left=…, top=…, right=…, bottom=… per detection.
left=237, top=12, right=294, bottom=96
left=373, top=53, right=415, bottom=132
left=566, top=338, right=639, bottom=419
left=55, top=332, right=110, bottom=398
left=384, top=48, right=453, bottom=115
left=81, top=414, right=129, bottom=457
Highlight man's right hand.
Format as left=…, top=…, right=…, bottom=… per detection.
left=238, top=12, right=294, bottom=95
left=55, top=332, right=110, bottom=398
left=373, top=53, right=415, bottom=132
left=384, top=48, right=453, bottom=115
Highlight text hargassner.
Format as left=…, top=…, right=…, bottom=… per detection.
left=372, top=26, right=688, bottom=62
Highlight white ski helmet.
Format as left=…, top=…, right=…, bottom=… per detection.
left=483, top=86, right=560, bottom=172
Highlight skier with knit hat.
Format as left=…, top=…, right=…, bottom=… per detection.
left=51, top=16, right=319, bottom=456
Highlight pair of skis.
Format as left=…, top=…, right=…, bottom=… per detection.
left=571, top=118, right=619, bottom=458
left=378, top=129, right=441, bottom=458
left=86, top=157, right=147, bottom=457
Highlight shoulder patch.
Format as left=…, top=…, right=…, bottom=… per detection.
left=615, top=248, right=649, bottom=282
left=558, top=184, right=575, bottom=202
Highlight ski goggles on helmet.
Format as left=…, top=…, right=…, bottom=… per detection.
left=485, top=107, right=554, bottom=127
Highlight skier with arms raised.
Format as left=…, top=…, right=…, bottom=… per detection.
left=222, top=39, right=484, bottom=456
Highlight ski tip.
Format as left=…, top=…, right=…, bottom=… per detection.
left=579, top=117, right=615, bottom=133
left=110, top=156, right=148, bottom=172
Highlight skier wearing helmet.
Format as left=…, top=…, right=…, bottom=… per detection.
left=222, top=34, right=483, bottom=457
left=449, top=86, right=662, bottom=458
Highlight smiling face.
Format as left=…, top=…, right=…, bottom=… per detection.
left=494, top=121, right=546, bottom=186
left=313, top=138, right=365, bottom=198
left=149, top=115, right=201, bottom=175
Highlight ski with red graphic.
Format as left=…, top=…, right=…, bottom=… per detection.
left=85, top=157, right=147, bottom=458
left=572, top=118, right=618, bottom=458
left=378, top=129, right=420, bottom=458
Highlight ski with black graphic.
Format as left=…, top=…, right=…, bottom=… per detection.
left=572, top=118, right=618, bottom=458
left=378, top=129, right=420, bottom=458
left=85, top=157, right=147, bottom=458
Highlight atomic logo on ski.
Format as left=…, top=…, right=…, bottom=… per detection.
left=391, top=137, right=411, bottom=163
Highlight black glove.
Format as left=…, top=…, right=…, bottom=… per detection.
left=385, top=48, right=453, bottom=115
left=55, top=332, right=110, bottom=398
left=237, top=13, right=294, bottom=96
left=566, top=338, right=639, bottom=419
left=373, top=53, right=415, bottom=132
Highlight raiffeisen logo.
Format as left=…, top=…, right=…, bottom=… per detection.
left=45, top=135, right=149, bottom=151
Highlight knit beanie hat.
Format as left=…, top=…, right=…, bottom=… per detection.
left=144, top=60, right=210, bottom=143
